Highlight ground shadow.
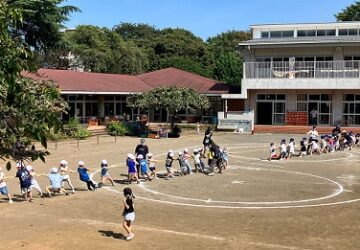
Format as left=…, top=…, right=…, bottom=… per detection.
left=98, top=230, right=125, bottom=240
left=114, top=179, right=129, bottom=185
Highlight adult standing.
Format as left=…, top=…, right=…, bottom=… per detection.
left=207, top=141, right=221, bottom=176
left=203, top=127, right=213, bottom=154
left=306, top=126, right=319, bottom=154
left=134, top=139, right=149, bottom=178
left=309, top=107, right=318, bottom=126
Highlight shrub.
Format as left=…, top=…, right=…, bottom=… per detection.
left=63, top=118, right=91, bottom=139
left=74, top=126, right=91, bottom=139
left=107, top=121, right=129, bottom=136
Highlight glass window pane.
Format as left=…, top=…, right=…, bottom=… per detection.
left=104, top=96, right=114, bottom=101
left=68, top=95, right=76, bottom=101
left=356, top=95, right=360, bottom=101
left=266, top=94, right=276, bottom=100
left=76, top=103, right=83, bottom=116
left=275, top=102, right=285, bottom=113
left=356, top=103, right=360, bottom=113
left=270, top=31, right=282, bottom=38
left=343, top=103, right=349, bottom=113
left=326, top=29, right=336, bottom=36
left=309, top=94, right=320, bottom=100
left=321, top=94, right=331, bottom=101
left=339, top=29, right=348, bottom=36
left=282, top=31, right=294, bottom=37
left=277, top=94, right=286, bottom=100
left=344, top=94, right=354, bottom=101
left=320, top=103, right=330, bottom=113
left=257, top=94, right=266, bottom=100
left=297, top=30, right=306, bottom=37
left=350, top=103, right=355, bottom=113
left=307, top=30, right=316, bottom=36
left=261, top=31, right=269, bottom=38
left=76, top=95, right=84, bottom=101
left=274, top=114, right=285, bottom=124
left=355, top=116, right=360, bottom=125
left=319, top=115, right=330, bottom=125
left=317, top=30, right=325, bottom=36
left=349, top=29, right=358, bottom=36
left=104, top=103, right=114, bottom=116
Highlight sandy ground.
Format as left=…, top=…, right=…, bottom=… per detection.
left=1, top=132, right=360, bottom=250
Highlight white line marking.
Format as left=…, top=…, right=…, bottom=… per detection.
left=73, top=218, right=224, bottom=241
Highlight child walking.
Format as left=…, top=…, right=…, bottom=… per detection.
left=122, top=188, right=135, bottom=241
left=137, top=155, right=152, bottom=181
left=77, top=161, right=96, bottom=191
left=0, top=167, right=13, bottom=204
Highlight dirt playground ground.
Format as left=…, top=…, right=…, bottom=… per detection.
left=1, top=132, right=360, bottom=250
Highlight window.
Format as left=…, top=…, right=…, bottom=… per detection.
left=339, top=29, right=348, bottom=36
left=326, top=29, right=336, bottom=36
left=339, top=29, right=358, bottom=36
left=317, top=30, right=326, bottom=36
left=309, top=94, right=320, bottom=101
left=297, top=94, right=307, bottom=101
left=261, top=31, right=269, bottom=38
left=270, top=31, right=282, bottom=38
left=343, top=94, right=360, bottom=125
left=297, top=30, right=306, bottom=37
left=349, top=29, right=358, bottom=36
left=282, top=31, right=294, bottom=37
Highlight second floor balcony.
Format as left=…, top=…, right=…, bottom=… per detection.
left=244, top=60, right=360, bottom=79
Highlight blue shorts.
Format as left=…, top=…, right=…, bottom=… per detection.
left=0, top=186, right=8, bottom=195
left=141, top=165, right=148, bottom=175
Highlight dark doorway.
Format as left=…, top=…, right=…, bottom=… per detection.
left=257, top=102, right=273, bottom=124
left=308, top=102, right=318, bottom=125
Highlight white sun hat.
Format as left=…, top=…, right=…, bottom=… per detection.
left=101, top=159, right=108, bottom=165
left=127, top=153, right=136, bottom=160
left=60, top=160, right=68, bottom=165
left=25, top=165, right=33, bottom=171
left=51, top=167, right=58, bottom=173
left=78, top=161, right=85, bottom=166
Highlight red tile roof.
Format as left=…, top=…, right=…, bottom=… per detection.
left=138, top=68, right=230, bottom=94
left=24, top=67, right=230, bottom=94
left=25, top=69, right=153, bottom=93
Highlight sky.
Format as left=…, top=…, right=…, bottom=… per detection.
left=64, top=0, right=356, bottom=40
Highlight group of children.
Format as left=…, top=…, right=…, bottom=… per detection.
left=268, top=126, right=360, bottom=161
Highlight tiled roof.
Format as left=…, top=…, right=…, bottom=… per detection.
left=24, top=68, right=230, bottom=94
left=138, top=67, right=230, bottom=94
left=25, top=69, right=154, bottom=93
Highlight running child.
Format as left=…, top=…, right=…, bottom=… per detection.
left=122, top=188, right=136, bottom=241
left=59, top=160, right=75, bottom=193
left=0, top=167, right=13, bottom=204
left=100, top=159, right=115, bottom=186
left=77, top=161, right=96, bottom=191
left=126, top=154, right=140, bottom=184
left=146, top=153, right=158, bottom=179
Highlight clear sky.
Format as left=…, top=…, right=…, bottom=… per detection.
left=64, top=0, right=356, bottom=40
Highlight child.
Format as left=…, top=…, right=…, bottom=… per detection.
left=45, top=168, right=68, bottom=197
left=177, top=151, right=187, bottom=175
left=165, top=150, right=175, bottom=180
left=77, top=161, right=96, bottom=191
left=15, top=163, right=33, bottom=202
left=100, top=159, right=115, bottom=186
left=192, top=149, right=203, bottom=172
left=280, top=139, right=287, bottom=160
left=286, top=138, right=295, bottom=159
left=146, top=153, right=158, bottom=179
left=0, top=167, right=13, bottom=204
left=26, top=165, right=43, bottom=197
left=268, top=142, right=278, bottom=161
left=310, top=140, right=320, bottom=155
left=299, top=138, right=307, bottom=157
left=220, top=146, right=229, bottom=168
left=126, top=154, right=140, bottom=184
left=59, top=160, right=75, bottom=193
left=122, top=188, right=135, bottom=241
left=319, top=136, right=328, bottom=153
left=137, top=155, right=152, bottom=181
left=183, top=149, right=193, bottom=175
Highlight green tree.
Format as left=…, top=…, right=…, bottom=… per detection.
left=127, top=87, right=210, bottom=129
left=0, top=1, right=67, bottom=169
left=336, top=1, right=360, bottom=21
left=208, top=30, right=251, bottom=85
left=213, top=51, right=243, bottom=85
left=7, top=0, right=80, bottom=54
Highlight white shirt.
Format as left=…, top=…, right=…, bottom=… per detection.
left=280, top=144, right=287, bottom=153
left=0, top=172, right=7, bottom=188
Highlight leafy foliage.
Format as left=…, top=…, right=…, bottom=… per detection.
left=63, top=118, right=91, bottom=139
left=127, top=86, right=210, bottom=128
left=107, top=121, right=129, bottom=136
left=0, top=1, right=67, bottom=168
left=336, top=1, right=360, bottom=21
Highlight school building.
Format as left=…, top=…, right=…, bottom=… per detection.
left=28, top=67, right=232, bottom=126
left=220, top=21, right=360, bottom=129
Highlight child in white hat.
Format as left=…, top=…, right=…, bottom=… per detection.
left=100, top=159, right=115, bottom=186
left=59, top=160, right=75, bottom=193
left=77, top=161, right=96, bottom=191
left=0, top=167, right=13, bottom=204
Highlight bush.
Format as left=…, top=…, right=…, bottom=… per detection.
left=74, top=126, right=91, bottom=139
left=107, top=121, right=129, bottom=136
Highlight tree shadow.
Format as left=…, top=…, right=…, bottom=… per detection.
left=98, top=230, right=126, bottom=240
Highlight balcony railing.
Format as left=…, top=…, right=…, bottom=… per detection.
left=244, top=60, right=360, bottom=79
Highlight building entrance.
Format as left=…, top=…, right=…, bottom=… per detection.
left=257, top=102, right=273, bottom=124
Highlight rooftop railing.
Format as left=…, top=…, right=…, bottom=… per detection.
left=244, top=60, right=360, bottom=79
